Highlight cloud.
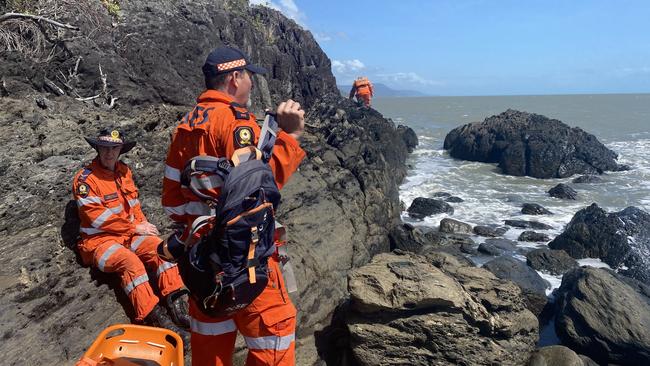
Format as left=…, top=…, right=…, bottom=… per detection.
left=250, top=0, right=306, bottom=25
left=314, top=33, right=332, bottom=42
left=331, top=59, right=366, bottom=74
left=375, top=72, right=443, bottom=86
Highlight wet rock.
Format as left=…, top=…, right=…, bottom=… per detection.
left=444, top=196, right=464, bottom=203
left=527, top=345, right=598, bottom=366
left=483, top=256, right=550, bottom=316
left=505, top=219, right=553, bottom=230
left=432, top=192, right=451, bottom=198
left=348, top=252, right=538, bottom=366
left=526, top=248, right=577, bottom=275
left=439, top=218, right=472, bottom=234
left=555, top=267, right=650, bottom=365
left=548, top=203, right=650, bottom=282
left=459, top=242, right=478, bottom=255
left=478, top=242, right=503, bottom=256
left=522, top=203, right=553, bottom=215
left=473, top=225, right=508, bottom=237
left=443, top=109, right=622, bottom=178
left=519, top=231, right=550, bottom=242
left=406, top=197, right=454, bottom=219
left=548, top=183, right=577, bottom=200
left=389, top=224, right=431, bottom=253
left=572, top=175, right=604, bottom=184
left=485, top=238, right=518, bottom=252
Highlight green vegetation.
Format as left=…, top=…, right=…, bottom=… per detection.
left=101, top=0, right=120, bottom=18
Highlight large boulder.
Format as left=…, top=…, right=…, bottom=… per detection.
left=548, top=203, right=650, bottom=282
left=505, top=219, right=553, bottom=230
left=554, top=267, right=650, bottom=365
left=439, top=218, right=472, bottom=234
left=443, top=109, right=622, bottom=178
left=527, top=345, right=598, bottom=366
left=522, top=203, right=552, bottom=215
left=347, top=252, right=538, bottom=366
left=406, top=197, right=454, bottom=219
left=548, top=183, right=578, bottom=200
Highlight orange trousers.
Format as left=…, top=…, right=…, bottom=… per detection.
left=190, top=258, right=296, bottom=366
left=81, top=235, right=185, bottom=321
left=356, top=92, right=371, bottom=107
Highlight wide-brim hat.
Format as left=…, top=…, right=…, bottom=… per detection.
left=202, top=45, right=268, bottom=77
left=84, top=127, right=136, bottom=154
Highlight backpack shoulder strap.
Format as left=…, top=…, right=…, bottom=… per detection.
left=257, top=112, right=279, bottom=162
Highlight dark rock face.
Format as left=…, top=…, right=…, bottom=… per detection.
left=548, top=203, right=650, bottom=282
left=555, top=267, right=650, bottom=365
left=526, top=249, right=577, bottom=275
left=483, top=256, right=550, bottom=316
left=522, top=203, right=552, bottom=215
left=445, top=196, right=464, bottom=203
left=347, top=252, right=538, bottom=366
left=478, top=238, right=518, bottom=256
left=505, top=219, right=553, bottom=230
left=572, top=175, right=604, bottom=184
left=443, top=109, right=621, bottom=178
left=0, top=1, right=415, bottom=364
left=519, top=231, right=550, bottom=242
left=406, top=197, right=454, bottom=219
left=396, top=124, right=418, bottom=153
left=548, top=183, right=577, bottom=200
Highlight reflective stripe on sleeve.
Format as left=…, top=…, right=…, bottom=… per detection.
left=190, top=317, right=236, bottom=336
left=244, top=333, right=295, bottom=351
left=123, top=274, right=149, bottom=295
left=98, top=244, right=122, bottom=272
left=164, top=165, right=181, bottom=182
left=80, top=227, right=104, bottom=235
left=76, top=196, right=102, bottom=207
left=128, top=198, right=140, bottom=207
left=92, top=208, right=114, bottom=228
left=130, top=236, right=147, bottom=252
left=156, top=262, right=177, bottom=276
left=108, top=204, right=124, bottom=215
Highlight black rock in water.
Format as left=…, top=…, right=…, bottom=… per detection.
left=572, top=175, right=604, bottom=184
left=548, top=183, right=577, bottom=200
left=519, top=231, right=550, bottom=242
left=526, top=248, right=578, bottom=275
left=443, top=109, right=622, bottom=178
left=397, top=124, right=418, bottom=153
left=473, top=225, right=507, bottom=237
left=505, top=219, right=553, bottom=230
left=522, top=203, right=552, bottom=215
left=407, top=197, right=454, bottom=219
left=549, top=204, right=650, bottom=282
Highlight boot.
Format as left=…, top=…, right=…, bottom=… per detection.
left=166, top=289, right=190, bottom=329
left=145, top=304, right=191, bottom=352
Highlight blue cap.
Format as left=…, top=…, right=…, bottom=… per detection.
left=202, top=46, right=267, bottom=76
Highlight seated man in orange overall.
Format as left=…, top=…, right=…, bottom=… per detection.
left=160, top=45, right=306, bottom=365
left=349, top=76, right=374, bottom=107
left=72, top=127, right=190, bottom=340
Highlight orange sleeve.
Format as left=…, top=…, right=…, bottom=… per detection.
left=162, top=128, right=187, bottom=224
left=125, top=168, right=147, bottom=224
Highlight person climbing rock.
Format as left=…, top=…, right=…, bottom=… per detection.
left=349, top=76, right=374, bottom=107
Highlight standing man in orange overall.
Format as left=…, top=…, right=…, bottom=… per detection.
left=349, top=76, right=374, bottom=107
left=72, top=128, right=190, bottom=340
left=160, top=46, right=306, bottom=365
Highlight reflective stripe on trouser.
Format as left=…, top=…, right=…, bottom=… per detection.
left=128, top=235, right=184, bottom=298
left=190, top=258, right=296, bottom=366
left=91, top=241, right=158, bottom=321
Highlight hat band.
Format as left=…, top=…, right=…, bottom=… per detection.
left=216, top=58, right=246, bottom=72
left=98, top=136, right=123, bottom=144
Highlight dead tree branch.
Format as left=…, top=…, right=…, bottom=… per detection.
left=0, top=12, right=79, bottom=30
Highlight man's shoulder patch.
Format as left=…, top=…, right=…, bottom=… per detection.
left=76, top=183, right=90, bottom=198
left=234, top=126, right=254, bottom=148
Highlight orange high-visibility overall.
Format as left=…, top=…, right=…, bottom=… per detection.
left=352, top=77, right=374, bottom=107
left=73, top=159, right=184, bottom=321
left=162, top=89, right=305, bottom=365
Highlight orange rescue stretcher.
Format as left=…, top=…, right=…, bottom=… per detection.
left=76, top=324, right=184, bottom=366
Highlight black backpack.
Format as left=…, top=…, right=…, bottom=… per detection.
left=177, top=114, right=281, bottom=317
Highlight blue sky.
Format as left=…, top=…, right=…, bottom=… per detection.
left=251, top=0, right=650, bottom=96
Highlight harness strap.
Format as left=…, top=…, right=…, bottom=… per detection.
left=248, top=227, right=259, bottom=284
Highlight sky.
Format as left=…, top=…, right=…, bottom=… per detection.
left=250, top=0, right=650, bottom=96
